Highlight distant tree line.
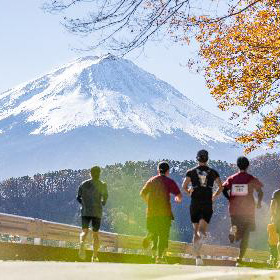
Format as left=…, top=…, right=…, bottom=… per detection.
left=0, top=154, right=278, bottom=248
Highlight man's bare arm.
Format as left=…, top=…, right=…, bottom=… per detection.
left=256, top=188, right=263, bottom=208
left=175, top=193, right=182, bottom=203
left=140, top=189, right=148, bottom=203
left=182, top=177, right=192, bottom=196
left=212, top=177, right=224, bottom=201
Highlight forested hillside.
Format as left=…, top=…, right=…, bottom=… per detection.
left=0, top=154, right=278, bottom=249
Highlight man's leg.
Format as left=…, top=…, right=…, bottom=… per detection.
left=79, top=228, right=89, bottom=260
left=269, top=245, right=278, bottom=267
left=145, top=217, right=157, bottom=261
left=91, top=217, right=101, bottom=262
left=236, top=217, right=254, bottom=265
left=143, top=219, right=155, bottom=250
left=192, top=223, right=200, bottom=255
left=192, top=222, right=204, bottom=266
left=229, top=216, right=239, bottom=244
left=155, top=217, right=171, bottom=264
left=152, top=233, right=159, bottom=259
left=195, top=205, right=211, bottom=254
left=238, top=229, right=250, bottom=260
left=80, top=228, right=89, bottom=243
left=190, top=205, right=201, bottom=256
left=190, top=204, right=205, bottom=265
left=196, top=204, right=212, bottom=242
left=198, top=219, right=208, bottom=237
left=194, top=219, right=209, bottom=266
left=158, top=217, right=171, bottom=259
left=79, top=216, right=90, bottom=260
left=195, top=205, right=212, bottom=266
left=92, top=231, right=100, bottom=260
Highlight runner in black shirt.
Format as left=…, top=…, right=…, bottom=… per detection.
left=182, top=150, right=223, bottom=266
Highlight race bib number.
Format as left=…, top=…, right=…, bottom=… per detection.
left=231, top=184, right=248, bottom=196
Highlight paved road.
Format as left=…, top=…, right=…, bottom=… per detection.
left=0, top=261, right=279, bottom=280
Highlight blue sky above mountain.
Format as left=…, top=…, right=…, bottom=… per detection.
left=0, top=0, right=232, bottom=123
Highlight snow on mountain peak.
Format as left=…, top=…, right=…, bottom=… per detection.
left=0, top=56, right=238, bottom=144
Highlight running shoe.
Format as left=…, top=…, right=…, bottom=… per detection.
left=193, top=235, right=203, bottom=252
left=195, top=256, right=204, bottom=266
left=78, top=243, right=86, bottom=260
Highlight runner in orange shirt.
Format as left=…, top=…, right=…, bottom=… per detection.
left=267, top=217, right=278, bottom=267
left=140, top=161, right=182, bottom=264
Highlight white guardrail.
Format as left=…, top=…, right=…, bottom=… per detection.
left=0, top=212, right=249, bottom=260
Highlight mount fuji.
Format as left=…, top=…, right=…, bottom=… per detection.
left=0, top=55, right=242, bottom=178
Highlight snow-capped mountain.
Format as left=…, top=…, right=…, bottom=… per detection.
left=0, top=55, right=242, bottom=178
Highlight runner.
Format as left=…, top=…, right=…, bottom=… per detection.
left=223, top=156, right=263, bottom=266
left=140, top=161, right=182, bottom=264
left=77, top=166, right=108, bottom=262
left=270, top=188, right=280, bottom=267
left=182, top=150, right=223, bottom=266
left=267, top=217, right=278, bottom=267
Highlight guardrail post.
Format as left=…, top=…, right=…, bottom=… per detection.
left=20, top=237, right=28, bottom=244
left=114, top=234, right=119, bottom=253
left=58, top=241, right=66, bottom=247
left=34, top=238, right=41, bottom=245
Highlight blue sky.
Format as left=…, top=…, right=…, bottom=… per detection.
left=0, top=0, right=231, bottom=120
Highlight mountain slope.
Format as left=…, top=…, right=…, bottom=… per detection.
left=0, top=55, right=237, bottom=142
left=0, top=55, right=242, bottom=178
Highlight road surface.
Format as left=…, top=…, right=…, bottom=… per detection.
left=0, top=261, right=279, bottom=280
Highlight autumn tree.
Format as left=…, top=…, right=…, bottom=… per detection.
left=44, top=0, right=280, bottom=152
left=193, top=0, right=280, bottom=153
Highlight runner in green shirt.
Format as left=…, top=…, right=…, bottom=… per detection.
left=77, top=166, right=108, bottom=262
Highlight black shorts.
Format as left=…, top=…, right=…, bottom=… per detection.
left=231, top=215, right=255, bottom=240
left=190, top=203, right=213, bottom=224
left=82, top=216, right=101, bottom=232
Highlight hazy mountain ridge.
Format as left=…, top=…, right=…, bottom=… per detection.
left=0, top=55, right=243, bottom=178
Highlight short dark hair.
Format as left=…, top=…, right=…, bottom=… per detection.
left=158, top=161, right=170, bottom=175
left=237, top=157, right=249, bottom=170
left=196, top=150, right=209, bottom=163
left=90, top=166, right=101, bottom=180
